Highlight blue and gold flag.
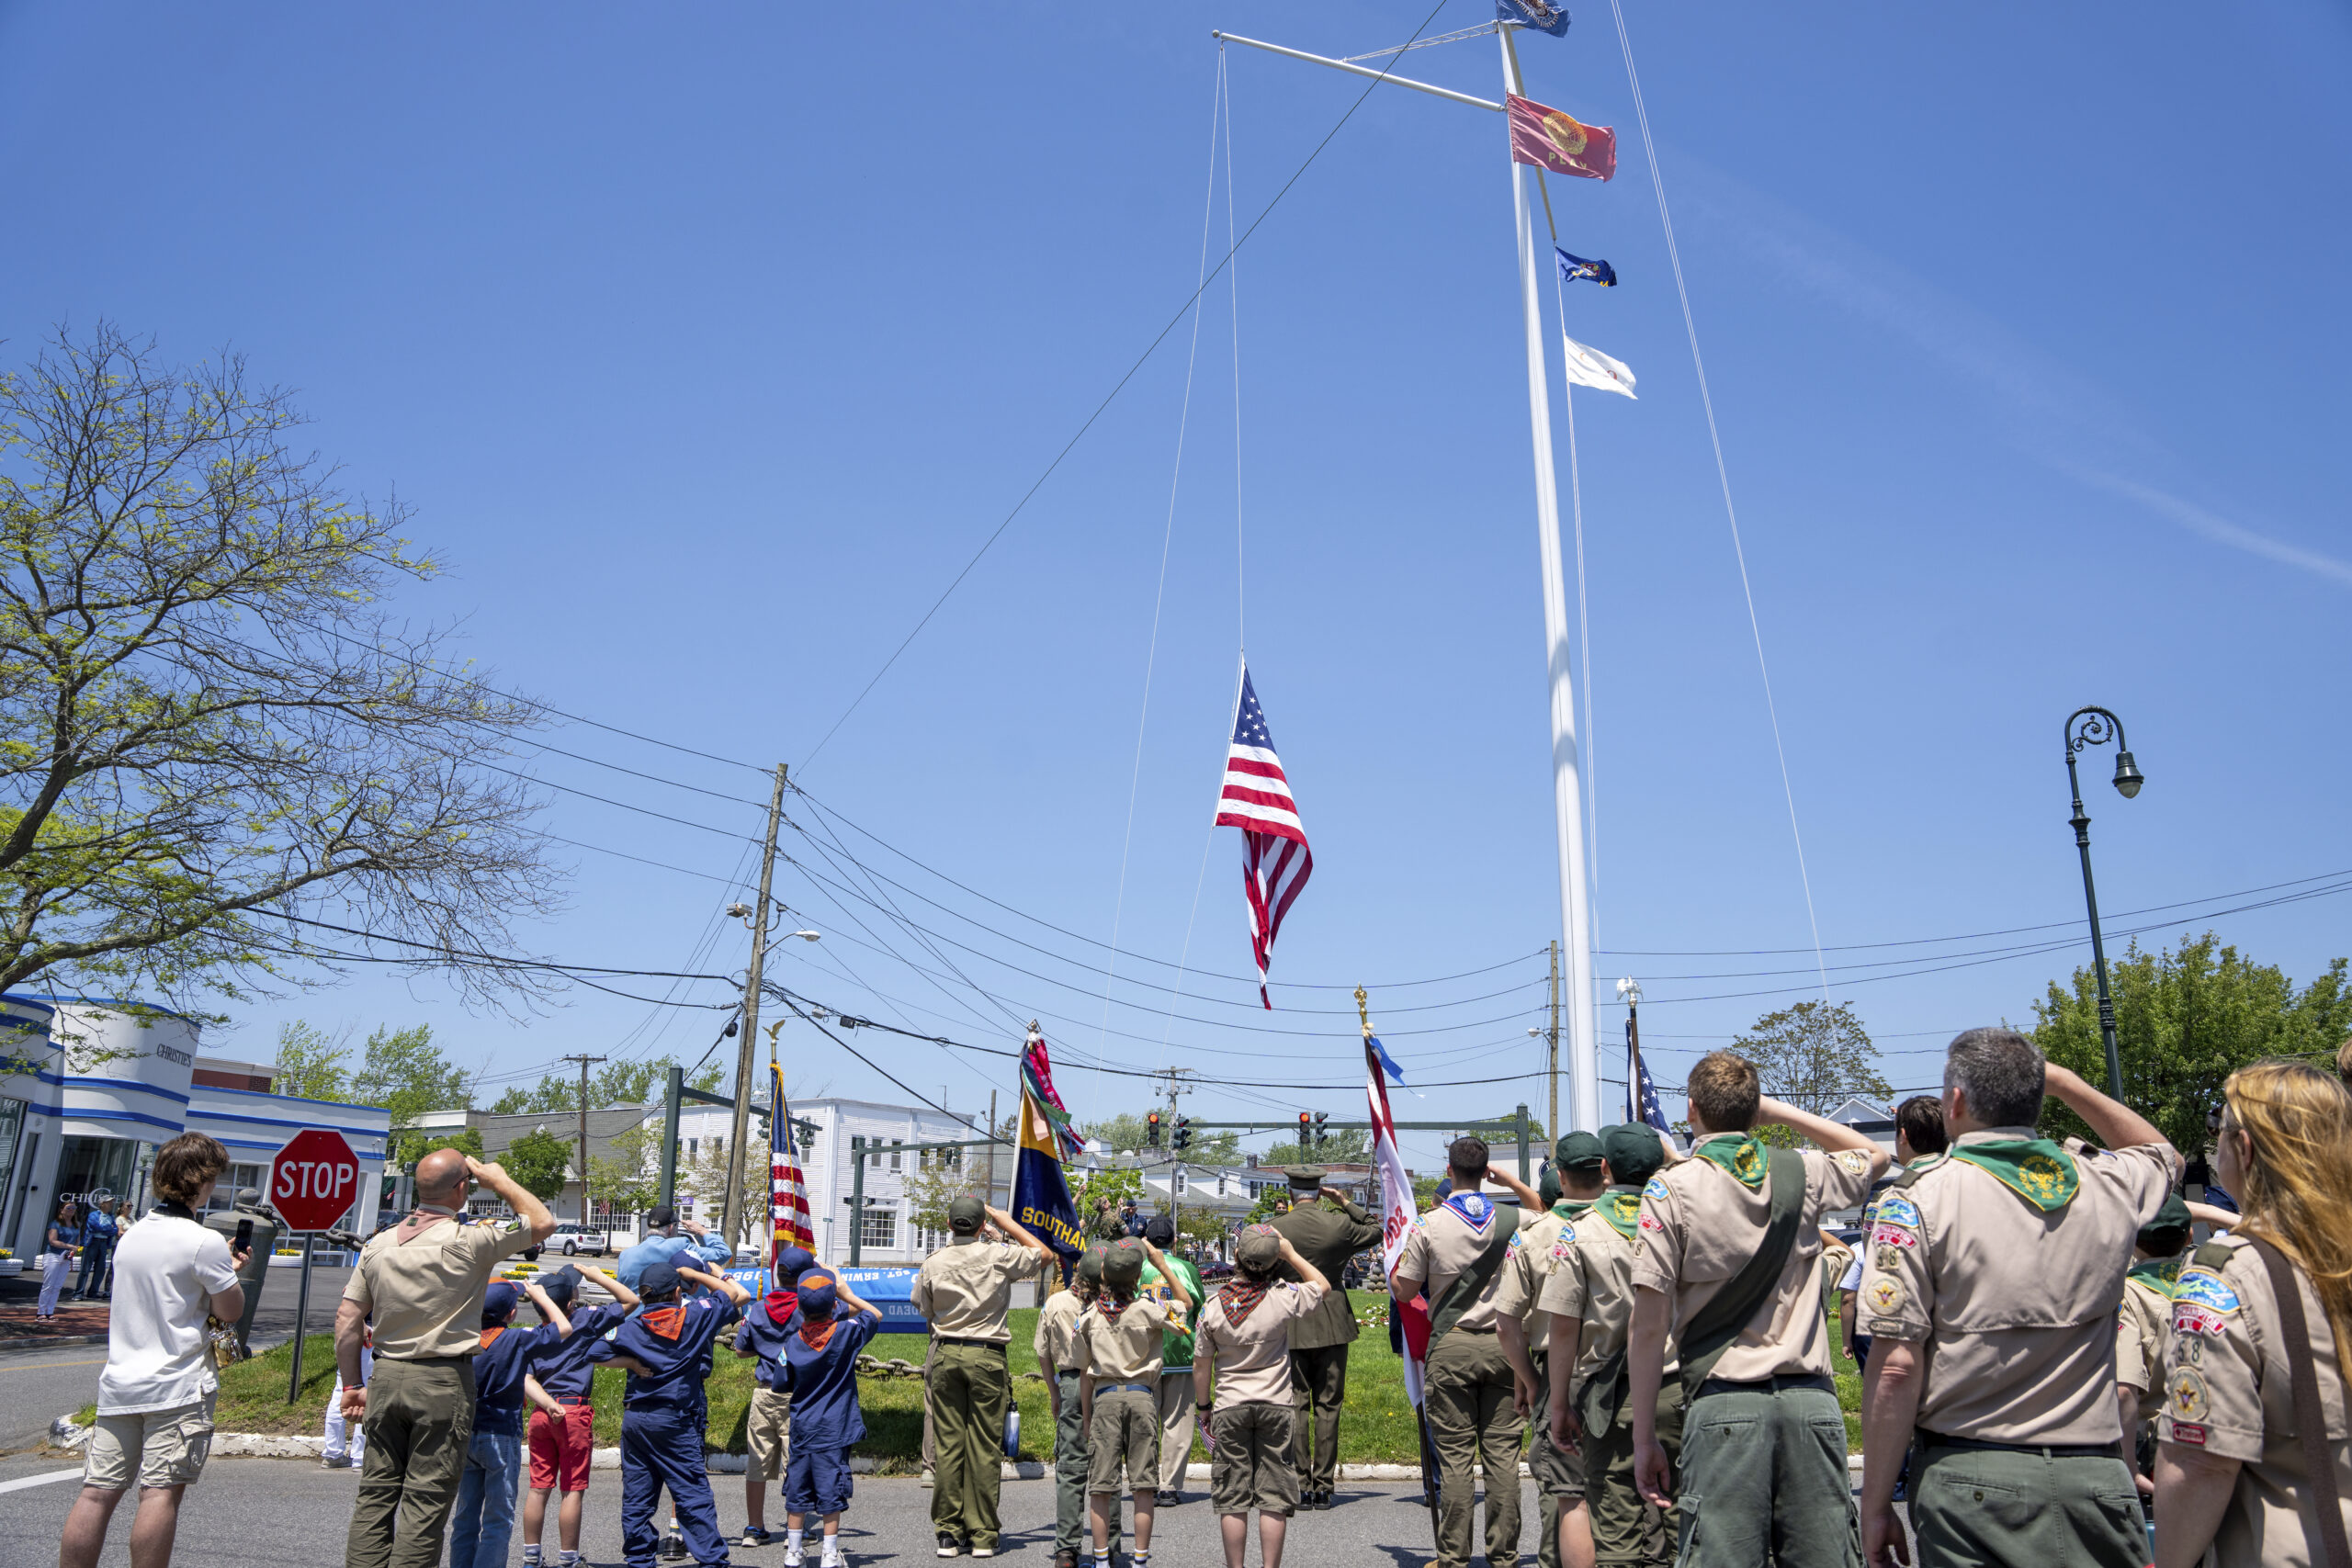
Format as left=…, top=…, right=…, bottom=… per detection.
left=1556, top=247, right=1618, bottom=288
left=1498, top=0, right=1572, bottom=38
left=1012, top=1080, right=1084, bottom=1274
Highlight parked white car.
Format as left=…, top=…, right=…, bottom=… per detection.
left=545, top=1223, right=611, bottom=1257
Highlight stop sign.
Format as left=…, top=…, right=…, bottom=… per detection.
left=270, top=1129, right=362, bottom=1233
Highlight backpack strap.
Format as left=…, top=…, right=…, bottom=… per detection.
left=1427, top=1222, right=1516, bottom=1349
left=1677, top=1146, right=1807, bottom=1398
left=2246, top=1238, right=2350, bottom=1568
left=2193, top=1240, right=2236, bottom=1270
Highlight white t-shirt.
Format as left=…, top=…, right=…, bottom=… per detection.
left=96, top=1210, right=238, bottom=1414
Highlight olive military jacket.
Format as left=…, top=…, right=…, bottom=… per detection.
left=1270, top=1194, right=1385, bottom=1350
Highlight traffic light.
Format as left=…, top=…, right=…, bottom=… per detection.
left=1313, top=1111, right=1329, bottom=1147
left=1174, top=1116, right=1192, bottom=1152
left=1147, top=1111, right=1163, bottom=1147
left=1297, top=1111, right=1312, bottom=1144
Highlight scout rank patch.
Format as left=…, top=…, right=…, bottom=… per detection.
left=1834, top=1148, right=1874, bottom=1176
left=2167, top=1368, right=2211, bottom=1421
left=1863, top=1276, right=1904, bottom=1314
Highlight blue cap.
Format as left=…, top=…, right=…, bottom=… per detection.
left=639, top=1260, right=682, bottom=1299
left=797, top=1275, right=839, bottom=1323
left=481, top=1281, right=521, bottom=1327
left=774, top=1247, right=816, bottom=1286
left=538, top=1265, right=582, bottom=1307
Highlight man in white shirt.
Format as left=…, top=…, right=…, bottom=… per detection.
left=60, top=1132, right=252, bottom=1568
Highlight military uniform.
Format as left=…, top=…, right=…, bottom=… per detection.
left=1267, top=1169, right=1382, bottom=1503
left=1034, top=1279, right=1091, bottom=1562
left=910, top=1226, right=1047, bottom=1553
left=1856, top=1128, right=2178, bottom=1568
left=1395, top=1188, right=1527, bottom=1568
left=1543, top=1186, right=1681, bottom=1567
left=2159, top=1232, right=2352, bottom=1567
left=1496, top=1188, right=1588, bottom=1568
left=1634, top=1134, right=1873, bottom=1568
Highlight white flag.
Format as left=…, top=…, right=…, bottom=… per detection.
left=1561, top=329, right=1637, bottom=399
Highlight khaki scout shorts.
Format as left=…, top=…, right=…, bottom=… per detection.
left=745, top=1386, right=793, bottom=1481
left=85, top=1390, right=217, bottom=1491
left=1086, top=1387, right=1159, bottom=1495
left=1209, top=1402, right=1298, bottom=1517
left=1530, top=1421, right=1587, bottom=1500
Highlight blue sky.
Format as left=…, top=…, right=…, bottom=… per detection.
left=6, top=2, right=2347, bottom=1171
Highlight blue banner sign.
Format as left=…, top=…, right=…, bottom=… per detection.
left=721, top=1263, right=929, bottom=1334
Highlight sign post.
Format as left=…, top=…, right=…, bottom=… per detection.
left=270, top=1129, right=361, bottom=1404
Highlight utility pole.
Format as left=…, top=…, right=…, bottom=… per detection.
left=985, top=1089, right=999, bottom=1210
left=721, top=763, right=788, bottom=1251
left=1545, top=940, right=1561, bottom=1148
left=561, top=1054, right=606, bottom=1227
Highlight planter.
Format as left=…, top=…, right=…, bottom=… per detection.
left=0, top=1259, right=23, bottom=1277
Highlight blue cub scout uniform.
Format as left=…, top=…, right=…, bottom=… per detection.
left=733, top=1294, right=802, bottom=1392
left=474, top=1322, right=562, bottom=1434
left=783, top=1309, right=879, bottom=1517
left=530, top=1302, right=629, bottom=1401
left=593, top=1293, right=744, bottom=1568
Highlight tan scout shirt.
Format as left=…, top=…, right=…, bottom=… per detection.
left=344, top=1216, right=536, bottom=1361
left=1195, top=1280, right=1327, bottom=1410
left=910, top=1235, right=1044, bottom=1344
left=1074, top=1297, right=1179, bottom=1386
left=1855, top=1129, right=2178, bottom=1445
left=1034, top=1288, right=1086, bottom=1375
left=2159, top=1234, right=2352, bottom=1568
left=1632, top=1138, right=1875, bottom=1382
left=1393, top=1191, right=1524, bottom=1337
left=2114, top=1270, right=2173, bottom=1424
left=1493, top=1204, right=1579, bottom=1357
left=1540, top=1200, right=1677, bottom=1382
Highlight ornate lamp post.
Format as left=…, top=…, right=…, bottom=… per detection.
left=2064, top=706, right=2145, bottom=1101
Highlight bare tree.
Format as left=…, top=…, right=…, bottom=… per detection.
left=0, top=323, right=560, bottom=1010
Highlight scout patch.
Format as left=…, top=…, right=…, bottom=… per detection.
left=1639, top=1213, right=1666, bottom=1232
left=1874, top=1246, right=1904, bottom=1272
left=1875, top=1194, right=1923, bottom=1231
left=1642, top=1176, right=1670, bottom=1201
left=1868, top=1317, right=1906, bottom=1335
left=1443, top=1191, right=1498, bottom=1235
left=1946, top=1137, right=2080, bottom=1213
left=2168, top=1369, right=2210, bottom=1421
left=1871, top=1224, right=1917, bottom=1250
left=2169, top=1422, right=2208, bottom=1446
left=2175, top=1271, right=2242, bottom=1315
left=1694, top=1133, right=1770, bottom=1190
left=2172, top=1303, right=2230, bottom=1338
left=1863, top=1276, right=1904, bottom=1314
left=1834, top=1148, right=1874, bottom=1177
left=1549, top=1235, right=1577, bottom=1264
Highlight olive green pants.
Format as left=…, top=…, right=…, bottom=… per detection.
left=1588, top=1382, right=1682, bottom=1567
left=346, top=1357, right=476, bottom=1568
left=1053, top=1371, right=1089, bottom=1553
left=1425, top=1331, right=1525, bottom=1568
left=1287, top=1342, right=1349, bottom=1493
left=1673, top=1383, right=1858, bottom=1568
left=1526, top=1353, right=1584, bottom=1568
left=1911, top=1439, right=2144, bottom=1568
left=927, top=1341, right=1011, bottom=1551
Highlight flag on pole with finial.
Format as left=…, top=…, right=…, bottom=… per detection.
left=1216, top=664, right=1313, bottom=1009
left=770, top=1061, right=812, bottom=1258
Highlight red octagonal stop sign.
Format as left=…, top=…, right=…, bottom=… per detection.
left=271, top=1128, right=362, bottom=1233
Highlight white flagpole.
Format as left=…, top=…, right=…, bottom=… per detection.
left=1499, top=23, right=1600, bottom=1133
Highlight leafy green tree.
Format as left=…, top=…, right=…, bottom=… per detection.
left=0, top=323, right=558, bottom=1010
left=487, top=1055, right=723, bottom=1116
left=272, top=1019, right=352, bottom=1101
left=1080, top=1109, right=1242, bottom=1165
left=1073, top=1166, right=1144, bottom=1236
left=503, top=1128, right=573, bottom=1202
left=392, top=1125, right=484, bottom=1172
left=587, top=1122, right=660, bottom=1220
left=351, top=1024, right=471, bottom=1125
left=1261, top=1127, right=1374, bottom=1168
left=2033, top=932, right=2351, bottom=1156
left=1731, top=1000, right=1891, bottom=1147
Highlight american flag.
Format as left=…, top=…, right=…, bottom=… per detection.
left=770, top=1061, right=812, bottom=1258
left=1625, top=1004, right=1669, bottom=1131
left=1214, top=664, right=1312, bottom=1009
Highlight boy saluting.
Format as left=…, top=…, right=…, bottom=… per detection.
left=593, top=1261, right=753, bottom=1568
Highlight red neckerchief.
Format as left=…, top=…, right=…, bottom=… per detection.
left=640, top=1304, right=685, bottom=1341
left=797, top=1314, right=838, bottom=1352
left=1097, top=1289, right=1135, bottom=1325
left=1217, top=1280, right=1271, bottom=1328
left=762, top=1290, right=797, bottom=1325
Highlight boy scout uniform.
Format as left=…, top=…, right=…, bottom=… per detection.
left=1194, top=1236, right=1324, bottom=1520
left=911, top=1200, right=1047, bottom=1555
left=1034, top=1247, right=1106, bottom=1566
left=1856, top=1127, right=2178, bottom=1568
left=1395, top=1188, right=1527, bottom=1568
left=1075, top=1251, right=1182, bottom=1500
left=1267, top=1168, right=1383, bottom=1505
left=2113, top=1196, right=2192, bottom=1482
left=1634, top=1134, right=1873, bottom=1568
left=1542, top=1128, right=1680, bottom=1568
left=2158, top=1232, right=2352, bottom=1568
left=1495, top=1134, right=1606, bottom=1568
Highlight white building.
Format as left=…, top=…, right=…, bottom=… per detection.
left=0, top=995, right=391, bottom=1254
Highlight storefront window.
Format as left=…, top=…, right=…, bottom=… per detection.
left=0, top=1100, right=26, bottom=1224
left=202, top=1163, right=266, bottom=1217
left=55, top=1134, right=145, bottom=1214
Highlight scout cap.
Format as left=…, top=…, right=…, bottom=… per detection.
left=639, top=1259, right=683, bottom=1300
left=1235, top=1224, right=1282, bottom=1272
left=1600, top=1123, right=1668, bottom=1188
left=1539, top=1168, right=1561, bottom=1207
left=647, top=1203, right=679, bottom=1229
left=2138, top=1192, right=2192, bottom=1254
left=1555, top=1131, right=1606, bottom=1170
left=1284, top=1166, right=1325, bottom=1193
left=538, top=1264, right=582, bottom=1308
left=1102, top=1237, right=1145, bottom=1290
left=797, top=1274, right=840, bottom=1323
left=1077, top=1244, right=1110, bottom=1285
left=948, top=1194, right=986, bottom=1234
left=1143, top=1213, right=1176, bottom=1247
left=774, top=1245, right=816, bottom=1288
left=481, top=1281, right=521, bottom=1327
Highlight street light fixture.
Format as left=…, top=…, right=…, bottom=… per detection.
left=2064, top=705, right=2145, bottom=1101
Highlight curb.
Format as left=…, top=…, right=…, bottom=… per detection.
left=1, top=1333, right=109, bottom=1357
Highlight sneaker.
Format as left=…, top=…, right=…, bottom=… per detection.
left=921, top=1468, right=935, bottom=1488
left=936, top=1534, right=963, bottom=1557
left=321, top=1453, right=353, bottom=1469
left=660, top=1534, right=688, bottom=1561
left=783, top=1555, right=804, bottom=1568
left=741, top=1528, right=772, bottom=1548
left=972, top=1551, right=996, bottom=1561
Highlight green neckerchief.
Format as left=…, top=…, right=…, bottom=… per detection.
left=1551, top=1197, right=1597, bottom=1223
left=1594, top=1189, right=1642, bottom=1240
left=1947, top=1137, right=2080, bottom=1212
left=2128, top=1255, right=2186, bottom=1297
left=1693, top=1133, right=1770, bottom=1190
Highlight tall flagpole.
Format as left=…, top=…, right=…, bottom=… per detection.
left=1499, top=22, right=1600, bottom=1132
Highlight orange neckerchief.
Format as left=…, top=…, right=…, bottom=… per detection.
left=640, top=1305, right=686, bottom=1341
left=479, top=1326, right=507, bottom=1352
left=797, top=1315, right=839, bottom=1352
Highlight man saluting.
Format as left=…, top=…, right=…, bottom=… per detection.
left=1267, top=1167, right=1382, bottom=1512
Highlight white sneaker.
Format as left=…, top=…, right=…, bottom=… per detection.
left=783, top=1553, right=803, bottom=1568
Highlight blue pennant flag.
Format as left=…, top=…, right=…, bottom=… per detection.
left=1498, top=0, right=1573, bottom=38
left=1556, top=248, right=1619, bottom=288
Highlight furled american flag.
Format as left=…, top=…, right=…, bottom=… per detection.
left=770, top=1061, right=812, bottom=1259
left=1214, top=663, right=1312, bottom=1009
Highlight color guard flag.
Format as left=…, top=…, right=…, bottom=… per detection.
left=1626, top=1014, right=1668, bottom=1132
left=1556, top=247, right=1618, bottom=288
left=1561, top=329, right=1637, bottom=399
left=1497, top=0, right=1572, bottom=37
left=770, top=1062, right=813, bottom=1259
left=1508, top=94, right=1616, bottom=182
left=1215, top=664, right=1313, bottom=1009
left=1365, top=1034, right=1427, bottom=1405
left=1012, top=1069, right=1084, bottom=1275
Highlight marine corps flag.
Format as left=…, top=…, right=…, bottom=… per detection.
left=1012, top=1059, right=1084, bottom=1277
left=1508, top=94, right=1616, bottom=182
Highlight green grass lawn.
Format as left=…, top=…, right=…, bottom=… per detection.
left=184, top=1300, right=1870, bottom=1464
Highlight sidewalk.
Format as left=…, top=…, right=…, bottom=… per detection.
left=0, top=1263, right=356, bottom=1351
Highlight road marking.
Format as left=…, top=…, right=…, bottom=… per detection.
left=0, top=1359, right=105, bottom=1371
left=0, top=1469, right=84, bottom=1494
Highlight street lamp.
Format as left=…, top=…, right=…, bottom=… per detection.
left=2064, top=705, right=2145, bottom=1101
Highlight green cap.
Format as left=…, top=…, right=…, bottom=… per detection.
left=1076, top=1243, right=1110, bottom=1285
left=948, top=1194, right=986, bottom=1234
left=1102, top=1237, right=1145, bottom=1290
left=2138, top=1192, right=2192, bottom=1250
left=1600, top=1124, right=1667, bottom=1188
left=1555, top=1132, right=1606, bottom=1170
left=1235, top=1224, right=1282, bottom=1271
left=1539, top=1167, right=1562, bottom=1207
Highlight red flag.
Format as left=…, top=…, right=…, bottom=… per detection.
left=1508, top=94, right=1616, bottom=182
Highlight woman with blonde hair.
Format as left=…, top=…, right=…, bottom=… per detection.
left=2154, top=1059, right=2352, bottom=1567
